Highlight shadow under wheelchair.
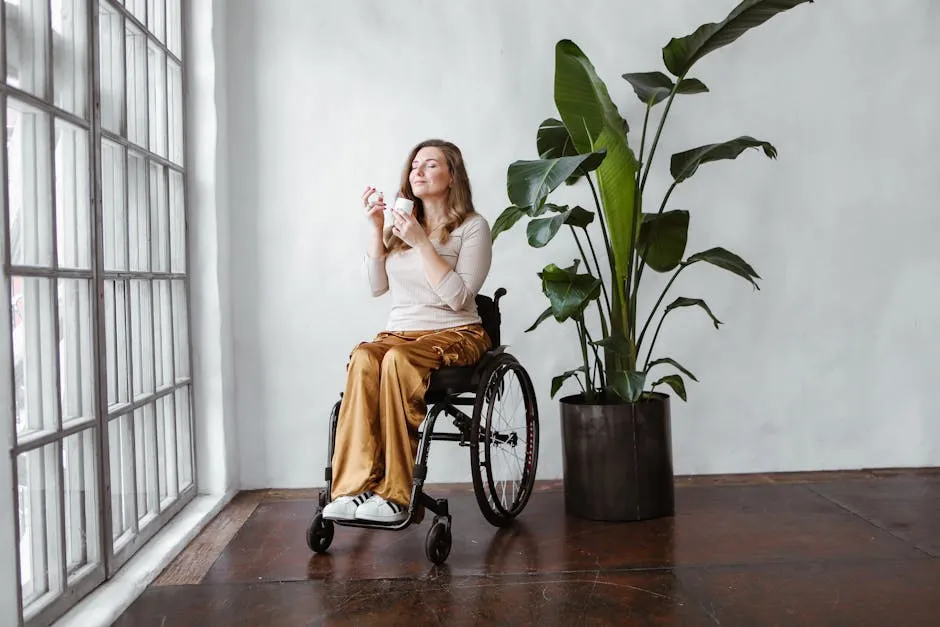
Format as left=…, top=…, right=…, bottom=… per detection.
left=306, top=289, right=541, bottom=565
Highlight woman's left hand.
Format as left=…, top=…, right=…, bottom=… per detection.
left=391, top=209, right=429, bottom=249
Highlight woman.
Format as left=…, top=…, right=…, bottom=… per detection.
left=323, top=139, right=493, bottom=523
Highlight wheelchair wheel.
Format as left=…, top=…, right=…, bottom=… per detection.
left=470, top=352, right=539, bottom=527
left=425, top=517, right=452, bottom=565
left=306, top=513, right=334, bottom=553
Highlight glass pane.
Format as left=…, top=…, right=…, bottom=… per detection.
left=108, top=414, right=136, bottom=545
left=129, top=280, right=154, bottom=399
left=153, top=280, right=172, bottom=388
left=5, top=0, right=49, bottom=97
left=147, top=0, right=165, bottom=41
left=17, top=444, right=63, bottom=608
left=98, top=3, right=124, bottom=134
left=52, top=0, right=89, bottom=117
left=126, top=24, right=148, bottom=147
left=126, top=0, right=145, bottom=23
left=149, top=164, right=168, bottom=271
left=167, top=0, right=181, bottom=57
left=7, top=101, right=53, bottom=267
left=135, top=404, right=158, bottom=525
left=127, top=151, right=148, bottom=271
left=171, top=280, right=188, bottom=380
left=158, top=395, right=177, bottom=503
left=105, top=281, right=131, bottom=410
left=12, top=278, right=58, bottom=438
left=58, top=280, right=94, bottom=428
left=175, top=386, right=192, bottom=491
left=147, top=43, right=167, bottom=157
left=102, top=140, right=127, bottom=271
left=169, top=170, right=185, bottom=272
left=54, top=121, right=92, bottom=269
left=63, top=429, right=100, bottom=580
left=168, top=61, right=183, bottom=165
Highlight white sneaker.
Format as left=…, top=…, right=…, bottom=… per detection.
left=322, top=492, right=374, bottom=520
left=354, top=494, right=408, bottom=523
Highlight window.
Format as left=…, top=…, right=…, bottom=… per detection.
left=2, top=0, right=191, bottom=624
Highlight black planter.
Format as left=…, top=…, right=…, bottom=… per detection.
left=560, top=392, right=674, bottom=521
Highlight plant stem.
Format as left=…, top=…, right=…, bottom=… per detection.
left=636, top=264, right=685, bottom=356
left=637, top=103, right=652, bottom=175
left=570, top=226, right=612, bottom=321
left=586, top=173, right=615, bottom=281
left=640, top=78, right=683, bottom=193
left=576, top=317, right=594, bottom=401
left=582, top=322, right=606, bottom=389
left=644, top=313, right=668, bottom=371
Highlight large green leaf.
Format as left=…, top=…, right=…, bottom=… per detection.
left=686, top=247, right=761, bottom=289
left=491, top=205, right=527, bottom=241
left=663, top=0, right=814, bottom=77
left=652, top=374, right=687, bottom=401
left=537, top=118, right=578, bottom=159
left=638, top=210, right=689, bottom=272
left=539, top=261, right=602, bottom=322
left=648, top=357, right=699, bottom=382
left=664, top=297, right=723, bottom=329
left=527, top=209, right=572, bottom=248
left=507, top=151, right=605, bottom=211
left=565, top=206, right=595, bottom=228
left=608, top=370, right=647, bottom=403
left=622, top=72, right=709, bottom=106
left=526, top=306, right=554, bottom=333
left=552, top=367, right=588, bottom=398
left=671, top=137, right=777, bottom=183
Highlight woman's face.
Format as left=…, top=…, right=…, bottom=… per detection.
left=409, top=146, right=452, bottom=201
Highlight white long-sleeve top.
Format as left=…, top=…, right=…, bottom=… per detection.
left=364, top=213, right=492, bottom=331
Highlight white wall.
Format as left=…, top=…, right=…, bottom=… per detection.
left=221, top=0, right=940, bottom=488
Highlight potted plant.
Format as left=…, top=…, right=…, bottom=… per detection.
left=492, top=0, right=813, bottom=521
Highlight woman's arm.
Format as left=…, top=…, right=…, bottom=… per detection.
left=424, top=216, right=492, bottom=311
left=364, top=227, right=390, bottom=297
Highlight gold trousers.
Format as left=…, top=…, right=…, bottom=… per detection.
left=330, top=323, right=491, bottom=506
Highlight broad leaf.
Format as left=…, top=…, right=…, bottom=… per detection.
left=638, top=210, right=689, bottom=272
left=507, top=151, right=605, bottom=211
left=686, top=247, right=761, bottom=289
left=665, top=297, right=723, bottom=329
left=663, top=0, right=814, bottom=77
left=608, top=370, right=647, bottom=403
left=648, top=357, right=699, bottom=382
left=671, top=136, right=777, bottom=183
left=527, top=209, right=572, bottom=248
left=552, top=367, right=588, bottom=398
left=565, top=206, right=595, bottom=228
left=622, top=72, right=709, bottom=106
left=590, top=332, right=631, bottom=357
left=652, top=374, right=687, bottom=401
left=537, top=118, right=578, bottom=159
left=491, top=205, right=527, bottom=241
left=539, top=261, right=602, bottom=322
left=526, top=306, right=554, bottom=333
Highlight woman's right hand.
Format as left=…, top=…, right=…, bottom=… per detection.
left=361, top=186, right=386, bottom=231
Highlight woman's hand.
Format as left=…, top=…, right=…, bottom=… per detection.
left=361, top=186, right=385, bottom=232
left=391, top=208, right=430, bottom=250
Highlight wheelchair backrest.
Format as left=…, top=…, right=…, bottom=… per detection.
left=475, top=287, right=506, bottom=348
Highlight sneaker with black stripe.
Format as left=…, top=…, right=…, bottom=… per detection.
left=354, top=494, right=408, bottom=523
left=322, top=491, right=374, bottom=520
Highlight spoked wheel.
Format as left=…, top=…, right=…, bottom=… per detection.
left=425, top=516, right=452, bottom=565
left=470, top=353, right=539, bottom=527
left=306, top=513, right=334, bottom=553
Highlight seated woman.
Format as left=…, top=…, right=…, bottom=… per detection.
left=323, top=139, right=493, bottom=524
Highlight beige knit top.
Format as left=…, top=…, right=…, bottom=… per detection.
left=365, top=213, right=492, bottom=331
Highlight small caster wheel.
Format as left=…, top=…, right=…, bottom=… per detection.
left=306, top=513, right=334, bottom=553
left=425, top=517, right=452, bottom=565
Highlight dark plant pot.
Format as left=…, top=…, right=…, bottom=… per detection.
left=560, top=392, right=674, bottom=521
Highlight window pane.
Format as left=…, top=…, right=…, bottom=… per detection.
left=126, top=0, right=145, bottom=23
left=167, top=0, right=181, bottom=57
left=171, top=280, right=188, bottom=380
left=126, top=24, right=148, bottom=147
left=98, top=3, right=124, bottom=133
left=134, top=404, right=158, bottom=525
left=147, top=43, right=167, bottom=158
left=153, top=280, right=172, bottom=388
left=7, top=101, right=53, bottom=267
left=175, top=386, right=192, bottom=491
left=157, top=395, right=177, bottom=503
left=5, top=0, right=49, bottom=97
left=169, top=170, right=184, bottom=272
left=58, top=280, right=95, bottom=427
left=54, top=121, right=92, bottom=269
left=147, top=0, right=165, bottom=41
left=52, top=0, right=89, bottom=117
left=17, top=444, right=63, bottom=609
left=102, top=140, right=127, bottom=270
left=149, top=164, right=168, bottom=271
left=108, top=414, right=136, bottom=546
left=63, top=429, right=100, bottom=581
left=104, top=281, right=131, bottom=409
left=129, top=280, right=154, bottom=399
left=128, top=151, right=148, bottom=271
left=12, top=278, right=58, bottom=438
left=168, top=61, right=183, bottom=165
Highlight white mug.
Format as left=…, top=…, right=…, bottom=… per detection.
left=393, top=197, right=415, bottom=216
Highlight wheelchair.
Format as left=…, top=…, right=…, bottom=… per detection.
left=305, top=288, right=540, bottom=565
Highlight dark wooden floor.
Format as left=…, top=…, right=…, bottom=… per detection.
left=116, top=469, right=940, bottom=626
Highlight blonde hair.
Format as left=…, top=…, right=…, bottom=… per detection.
left=386, top=139, right=476, bottom=254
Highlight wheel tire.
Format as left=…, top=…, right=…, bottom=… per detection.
left=306, top=514, right=334, bottom=553
left=469, top=353, right=540, bottom=527
left=425, top=519, right=452, bottom=565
